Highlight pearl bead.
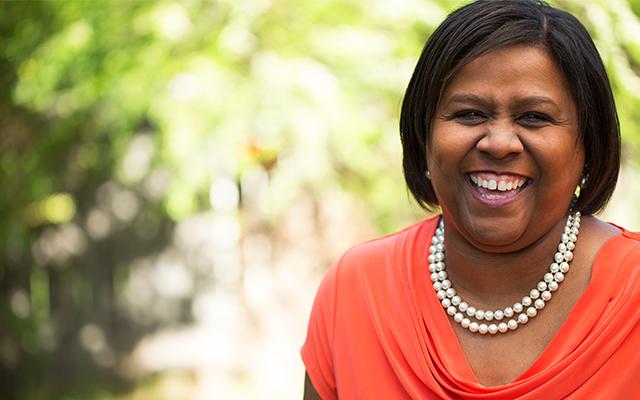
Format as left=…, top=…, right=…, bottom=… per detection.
left=529, top=289, right=540, bottom=299
left=431, top=272, right=439, bottom=282
left=571, top=227, right=579, bottom=235
left=431, top=237, right=439, bottom=245
left=498, top=322, right=508, bottom=333
left=504, top=307, right=514, bottom=317
left=526, top=307, right=537, bottom=317
left=454, top=312, right=464, bottom=323
left=442, top=298, right=451, bottom=308
left=437, top=271, right=447, bottom=280
left=558, top=243, right=567, bottom=252
left=458, top=302, right=468, bottom=312
left=441, top=280, right=451, bottom=290
left=554, top=272, right=565, bottom=282
left=541, top=291, right=552, bottom=301
left=522, top=296, right=532, bottom=307
left=475, top=310, right=485, bottom=320
left=461, top=318, right=470, bottom=328
left=435, top=243, right=444, bottom=252
left=508, top=319, right=518, bottom=330
left=534, top=299, right=545, bottom=310
left=435, top=252, right=444, bottom=262
left=513, top=303, right=524, bottom=313
left=562, top=233, right=569, bottom=243
left=518, top=314, right=529, bottom=324
left=560, top=262, right=570, bottom=273
left=445, top=288, right=456, bottom=298
left=537, top=281, right=547, bottom=291
left=564, top=251, right=573, bottom=262
left=550, top=263, right=560, bottom=273
left=433, top=282, right=442, bottom=290
left=567, top=241, right=575, bottom=250
left=544, top=272, right=554, bottom=283
left=574, top=221, right=580, bottom=229
left=447, top=306, right=457, bottom=316
left=479, top=324, right=488, bottom=335
left=469, top=322, right=479, bottom=332
left=554, top=252, right=564, bottom=263
left=484, top=311, right=494, bottom=321
left=436, top=262, right=445, bottom=271
left=569, top=233, right=577, bottom=242
left=428, top=254, right=435, bottom=263
left=466, top=306, right=477, bottom=317
left=451, top=295, right=461, bottom=306
left=437, top=290, right=446, bottom=300
left=488, top=324, right=498, bottom=335
left=548, top=281, right=559, bottom=291
left=494, top=310, right=504, bottom=320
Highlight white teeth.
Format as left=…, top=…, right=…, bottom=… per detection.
left=470, top=175, right=527, bottom=192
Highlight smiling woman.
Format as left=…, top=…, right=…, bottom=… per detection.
left=301, top=0, right=640, bottom=399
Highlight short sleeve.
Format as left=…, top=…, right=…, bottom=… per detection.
left=301, top=260, right=340, bottom=400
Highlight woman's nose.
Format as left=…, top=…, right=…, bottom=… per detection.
left=475, top=121, right=524, bottom=159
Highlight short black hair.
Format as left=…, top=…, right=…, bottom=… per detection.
left=400, top=0, right=620, bottom=215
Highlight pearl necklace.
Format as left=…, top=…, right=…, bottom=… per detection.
left=429, top=212, right=581, bottom=335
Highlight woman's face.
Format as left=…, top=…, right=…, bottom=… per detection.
left=427, top=45, right=584, bottom=252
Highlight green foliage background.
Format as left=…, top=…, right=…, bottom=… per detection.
left=1, top=0, right=640, bottom=398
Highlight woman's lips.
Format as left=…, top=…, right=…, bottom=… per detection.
left=466, top=172, right=531, bottom=207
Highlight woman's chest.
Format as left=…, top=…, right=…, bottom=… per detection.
left=450, top=278, right=588, bottom=387
left=454, top=324, right=557, bottom=386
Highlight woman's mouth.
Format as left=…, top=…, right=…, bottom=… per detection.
left=466, top=172, right=531, bottom=206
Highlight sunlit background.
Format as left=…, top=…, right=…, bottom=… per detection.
left=2, top=0, right=640, bottom=399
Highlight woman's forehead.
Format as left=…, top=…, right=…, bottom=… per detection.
left=440, top=45, right=575, bottom=109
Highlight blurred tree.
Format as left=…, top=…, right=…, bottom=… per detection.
left=0, top=0, right=639, bottom=398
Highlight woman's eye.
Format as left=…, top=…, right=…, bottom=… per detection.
left=519, top=113, right=551, bottom=126
left=453, top=111, right=487, bottom=125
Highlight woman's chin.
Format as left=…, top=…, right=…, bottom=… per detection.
left=463, top=225, right=529, bottom=252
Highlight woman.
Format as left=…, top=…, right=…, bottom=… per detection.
left=301, top=0, right=640, bottom=399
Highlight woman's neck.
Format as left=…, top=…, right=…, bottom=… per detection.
left=441, top=215, right=568, bottom=311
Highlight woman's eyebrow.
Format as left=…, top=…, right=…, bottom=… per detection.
left=443, top=94, right=496, bottom=109
left=512, top=96, right=561, bottom=112
left=444, top=94, right=562, bottom=112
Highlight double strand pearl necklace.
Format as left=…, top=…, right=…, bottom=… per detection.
left=428, top=212, right=581, bottom=335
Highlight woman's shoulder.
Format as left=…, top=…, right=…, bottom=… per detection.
left=335, top=215, right=439, bottom=270
left=618, top=227, right=640, bottom=242
left=314, top=215, right=439, bottom=296
left=591, top=217, right=640, bottom=272
left=602, top=219, right=640, bottom=252
left=614, top=228, right=640, bottom=264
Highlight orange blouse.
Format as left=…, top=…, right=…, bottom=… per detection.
left=301, top=216, right=640, bottom=399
